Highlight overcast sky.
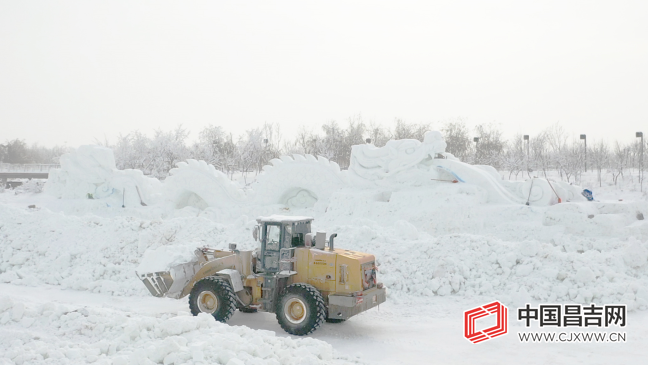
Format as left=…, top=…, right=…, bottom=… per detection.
left=1, top=1, right=647, bottom=147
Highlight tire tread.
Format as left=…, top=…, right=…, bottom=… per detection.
left=276, top=283, right=326, bottom=336
left=188, top=276, right=237, bottom=322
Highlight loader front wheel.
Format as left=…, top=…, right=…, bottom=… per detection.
left=276, top=283, right=326, bottom=336
left=189, top=276, right=237, bottom=322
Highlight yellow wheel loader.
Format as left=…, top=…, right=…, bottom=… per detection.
left=137, top=215, right=386, bottom=335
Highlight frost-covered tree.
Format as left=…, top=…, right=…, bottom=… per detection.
left=340, top=116, right=367, bottom=168
left=146, top=126, right=191, bottom=178
left=0, top=139, right=30, bottom=164
left=110, top=126, right=190, bottom=178
left=542, top=123, right=572, bottom=180
left=608, top=142, right=630, bottom=185
left=0, top=140, right=67, bottom=164
left=442, top=119, right=472, bottom=161
left=236, top=124, right=282, bottom=184
left=554, top=140, right=583, bottom=184
left=319, top=121, right=345, bottom=165
left=237, top=129, right=263, bottom=184
left=500, top=135, right=526, bottom=179
left=590, top=140, right=609, bottom=187
left=367, top=121, right=391, bottom=147
left=195, top=125, right=228, bottom=168
left=392, top=119, right=431, bottom=141
left=14, top=117, right=643, bottom=187
left=113, top=130, right=154, bottom=173
left=26, top=143, right=69, bottom=164
left=288, top=126, right=315, bottom=155
left=529, top=132, right=550, bottom=178
left=473, top=123, right=505, bottom=168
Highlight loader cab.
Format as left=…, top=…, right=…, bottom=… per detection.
left=256, top=216, right=313, bottom=273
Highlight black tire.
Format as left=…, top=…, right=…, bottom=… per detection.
left=189, top=276, right=237, bottom=322
left=238, top=306, right=258, bottom=313
left=276, top=283, right=326, bottom=336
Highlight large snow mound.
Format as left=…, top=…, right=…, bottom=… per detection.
left=0, top=203, right=257, bottom=297
left=3, top=194, right=648, bottom=311
left=136, top=244, right=200, bottom=274
left=0, top=294, right=358, bottom=365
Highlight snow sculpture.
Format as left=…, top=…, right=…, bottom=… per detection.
left=251, top=154, right=347, bottom=208
left=349, top=131, right=447, bottom=181
left=164, top=159, right=246, bottom=209
left=45, top=145, right=162, bottom=206
left=44, top=134, right=587, bottom=210
left=346, top=130, right=586, bottom=205
left=45, top=145, right=118, bottom=199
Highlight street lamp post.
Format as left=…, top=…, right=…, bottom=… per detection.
left=580, top=134, right=587, bottom=172
left=524, top=135, right=529, bottom=176
left=637, top=132, right=644, bottom=192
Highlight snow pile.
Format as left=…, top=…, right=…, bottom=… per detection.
left=0, top=203, right=259, bottom=297
left=328, top=221, right=648, bottom=310
left=3, top=192, right=648, bottom=312
left=317, top=191, right=648, bottom=310
left=4, top=138, right=648, bottom=363
left=0, top=295, right=358, bottom=365
left=136, top=244, right=200, bottom=274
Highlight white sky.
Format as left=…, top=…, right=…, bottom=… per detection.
left=1, top=1, right=647, bottom=147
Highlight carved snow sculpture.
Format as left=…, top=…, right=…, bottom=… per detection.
left=349, top=131, right=446, bottom=182
left=45, top=145, right=117, bottom=199
left=163, top=159, right=246, bottom=209
left=250, top=154, right=348, bottom=208
left=45, top=145, right=162, bottom=206
left=44, top=134, right=588, bottom=210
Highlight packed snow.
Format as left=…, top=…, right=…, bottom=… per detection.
left=0, top=291, right=356, bottom=365
left=2, top=134, right=648, bottom=364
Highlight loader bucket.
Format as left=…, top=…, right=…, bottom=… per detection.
left=137, top=248, right=243, bottom=299
left=138, top=271, right=174, bottom=297
left=136, top=260, right=202, bottom=299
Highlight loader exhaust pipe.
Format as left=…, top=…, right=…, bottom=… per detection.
left=329, top=233, right=337, bottom=251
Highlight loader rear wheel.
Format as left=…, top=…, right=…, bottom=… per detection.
left=276, top=283, right=326, bottom=336
left=189, top=276, right=237, bottom=322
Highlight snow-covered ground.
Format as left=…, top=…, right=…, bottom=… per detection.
left=2, top=157, right=648, bottom=364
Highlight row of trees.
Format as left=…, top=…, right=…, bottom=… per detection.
left=442, top=122, right=643, bottom=187
left=0, top=139, right=68, bottom=165
left=108, top=123, right=284, bottom=182
left=2, top=118, right=646, bottom=187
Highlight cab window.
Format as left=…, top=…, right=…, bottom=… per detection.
left=266, top=224, right=280, bottom=251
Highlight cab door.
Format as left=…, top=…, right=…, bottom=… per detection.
left=261, top=223, right=282, bottom=272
